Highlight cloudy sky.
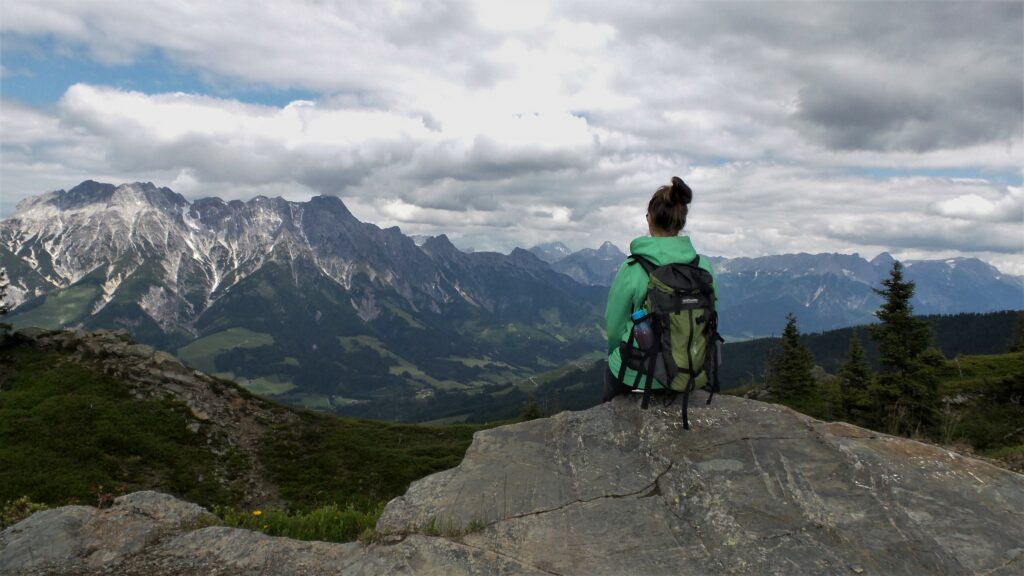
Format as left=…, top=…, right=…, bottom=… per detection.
left=2, top=1, right=1022, bottom=272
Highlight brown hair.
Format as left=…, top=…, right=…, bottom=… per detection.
left=647, top=176, right=692, bottom=234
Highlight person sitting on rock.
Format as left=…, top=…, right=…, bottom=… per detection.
left=601, top=176, right=719, bottom=405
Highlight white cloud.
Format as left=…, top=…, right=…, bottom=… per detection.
left=932, top=187, right=1024, bottom=224
left=1, top=1, right=1022, bottom=273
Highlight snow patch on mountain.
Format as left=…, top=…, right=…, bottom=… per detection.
left=94, top=269, right=132, bottom=314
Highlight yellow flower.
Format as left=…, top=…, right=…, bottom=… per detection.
left=252, top=510, right=263, bottom=517
left=263, top=524, right=269, bottom=530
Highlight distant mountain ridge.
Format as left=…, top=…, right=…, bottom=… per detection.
left=710, top=251, right=1022, bottom=336
left=531, top=242, right=1022, bottom=337
left=2, top=181, right=605, bottom=420
left=530, top=241, right=625, bottom=286
left=528, top=241, right=574, bottom=263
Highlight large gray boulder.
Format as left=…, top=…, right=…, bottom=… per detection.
left=378, top=391, right=1024, bottom=575
left=0, top=491, right=213, bottom=573
left=3, top=394, right=1023, bottom=575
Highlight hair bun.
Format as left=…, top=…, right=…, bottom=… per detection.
left=671, top=176, right=693, bottom=205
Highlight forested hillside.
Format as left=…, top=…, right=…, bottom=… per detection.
left=718, top=310, right=1022, bottom=388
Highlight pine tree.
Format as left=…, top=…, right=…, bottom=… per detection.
left=520, top=395, right=544, bottom=421
left=837, top=333, right=872, bottom=423
left=0, top=269, right=9, bottom=316
left=1008, top=311, right=1024, bottom=353
left=0, top=269, right=10, bottom=340
left=768, top=313, right=816, bottom=405
left=868, top=261, right=940, bottom=436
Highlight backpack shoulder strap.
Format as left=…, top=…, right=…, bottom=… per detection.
left=632, top=253, right=702, bottom=271
left=627, top=254, right=657, bottom=275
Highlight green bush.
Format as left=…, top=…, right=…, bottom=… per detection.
left=1, top=496, right=50, bottom=529
left=260, top=412, right=480, bottom=510
left=216, top=502, right=384, bottom=543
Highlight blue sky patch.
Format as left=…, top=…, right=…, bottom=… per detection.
left=1, top=34, right=317, bottom=108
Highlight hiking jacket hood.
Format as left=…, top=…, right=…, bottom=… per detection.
left=605, top=235, right=718, bottom=388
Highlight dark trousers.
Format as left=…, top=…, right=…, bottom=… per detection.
left=601, top=362, right=633, bottom=403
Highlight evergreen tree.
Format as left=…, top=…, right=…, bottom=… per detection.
left=0, top=269, right=8, bottom=316
left=768, top=313, right=816, bottom=405
left=868, top=261, right=940, bottom=436
left=1009, top=311, right=1024, bottom=353
left=520, top=395, right=544, bottom=421
left=0, top=269, right=10, bottom=340
left=837, top=333, right=872, bottom=423
left=870, top=262, right=931, bottom=370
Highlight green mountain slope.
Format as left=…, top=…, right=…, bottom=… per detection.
left=0, top=329, right=484, bottom=522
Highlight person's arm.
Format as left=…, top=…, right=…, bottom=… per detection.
left=605, top=261, right=634, bottom=354
left=707, top=262, right=718, bottom=308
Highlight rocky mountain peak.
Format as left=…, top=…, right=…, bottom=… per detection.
left=13, top=180, right=117, bottom=213
left=596, top=240, right=622, bottom=256
left=870, top=251, right=896, bottom=268
left=547, top=241, right=626, bottom=286
left=109, top=182, right=188, bottom=213
left=4, top=386, right=1022, bottom=575
left=63, top=180, right=118, bottom=206
left=306, top=194, right=357, bottom=221
left=528, top=241, right=573, bottom=263
left=419, top=233, right=461, bottom=259
left=507, top=246, right=549, bottom=270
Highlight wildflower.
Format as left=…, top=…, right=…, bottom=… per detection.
left=263, top=524, right=269, bottom=530
left=252, top=510, right=263, bottom=517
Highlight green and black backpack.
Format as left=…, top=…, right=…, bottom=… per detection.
left=615, top=254, right=724, bottom=429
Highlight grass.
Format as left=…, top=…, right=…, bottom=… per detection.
left=446, top=356, right=513, bottom=369
left=983, top=444, right=1024, bottom=460
left=238, top=375, right=296, bottom=396
left=217, top=502, right=384, bottom=543
left=260, top=410, right=482, bottom=510
left=0, top=345, right=241, bottom=509
left=418, top=515, right=488, bottom=538
left=516, top=351, right=604, bottom=392
left=936, top=353, right=1022, bottom=394
left=176, top=327, right=274, bottom=373
left=381, top=300, right=427, bottom=330
left=211, top=412, right=485, bottom=542
left=296, top=394, right=332, bottom=410
left=338, top=335, right=463, bottom=390
left=8, top=283, right=100, bottom=329
left=327, top=395, right=368, bottom=407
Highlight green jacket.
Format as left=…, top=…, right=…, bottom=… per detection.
left=605, top=235, right=718, bottom=388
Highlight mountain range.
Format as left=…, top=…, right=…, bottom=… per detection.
left=1, top=180, right=1021, bottom=419
left=1, top=181, right=605, bottom=419
left=530, top=240, right=625, bottom=286
left=530, top=242, right=1022, bottom=337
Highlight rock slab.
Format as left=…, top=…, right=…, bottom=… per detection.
left=3, top=394, right=1024, bottom=575
left=379, top=392, right=1024, bottom=575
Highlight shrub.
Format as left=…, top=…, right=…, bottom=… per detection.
left=216, top=502, right=384, bottom=543
left=1, top=496, right=50, bottom=529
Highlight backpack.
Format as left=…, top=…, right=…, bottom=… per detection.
left=614, top=254, right=724, bottom=429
